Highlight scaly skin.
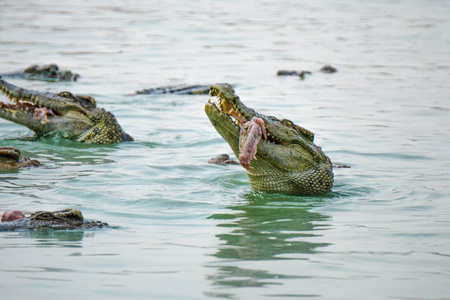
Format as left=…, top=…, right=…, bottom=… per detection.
left=205, top=83, right=333, bottom=195
left=0, top=76, right=133, bottom=144
left=0, top=147, right=41, bottom=169
left=0, top=208, right=108, bottom=231
left=1, top=64, right=80, bottom=82
left=134, top=84, right=210, bottom=95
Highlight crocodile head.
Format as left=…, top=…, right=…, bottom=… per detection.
left=0, top=76, right=133, bottom=144
left=29, top=209, right=86, bottom=227
left=1, top=64, right=80, bottom=82
left=0, top=208, right=109, bottom=231
left=22, top=64, right=80, bottom=81
left=205, top=83, right=333, bottom=195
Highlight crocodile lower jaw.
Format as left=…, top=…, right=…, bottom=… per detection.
left=0, top=89, right=58, bottom=125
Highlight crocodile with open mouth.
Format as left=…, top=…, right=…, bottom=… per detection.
left=0, top=208, right=108, bottom=231
left=205, top=83, right=333, bottom=195
left=1, top=64, right=80, bottom=82
left=0, top=76, right=133, bottom=144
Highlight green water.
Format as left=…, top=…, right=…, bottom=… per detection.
left=1, top=0, right=450, bottom=299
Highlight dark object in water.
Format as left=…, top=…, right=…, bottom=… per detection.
left=320, top=65, right=338, bottom=73
left=134, top=84, right=210, bottom=95
left=0, top=208, right=109, bottom=231
left=0, top=147, right=41, bottom=169
left=208, top=153, right=239, bottom=165
left=277, top=65, right=337, bottom=79
left=1, top=64, right=80, bottom=81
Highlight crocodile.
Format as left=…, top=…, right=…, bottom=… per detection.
left=0, top=208, right=108, bottom=231
left=134, top=84, right=210, bottom=95
left=277, top=65, right=338, bottom=79
left=0, top=76, right=133, bottom=144
left=0, top=146, right=41, bottom=169
left=205, top=83, right=333, bottom=195
left=1, top=64, right=80, bottom=81
left=277, top=70, right=312, bottom=80
left=320, top=65, right=338, bottom=73
left=208, top=153, right=239, bottom=165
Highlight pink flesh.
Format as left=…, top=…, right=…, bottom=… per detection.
left=34, top=107, right=56, bottom=124
left=238, top=117, right=267, bottom=170
left=0, top=101, right=55, bottom=124
left=1, top=210, right=25, bottom=222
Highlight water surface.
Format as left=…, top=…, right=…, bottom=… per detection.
left=1, top=0, right=450, bottom=299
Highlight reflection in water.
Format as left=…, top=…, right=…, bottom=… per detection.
left=207, top=265, right=308, bottom=289
left=0, top=230, right=89, bottom=249
left=210, top=193, right=331, bottom=260
left=0, top=139, right=120, bottom=201
left=17, top=230, right=86, bottom=246
left=207, top=192, right=331, bottom=291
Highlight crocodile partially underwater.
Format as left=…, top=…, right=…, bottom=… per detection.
left=0, top=76, right=133, bottom=144
left=1, top=64, right=80, bottom=82
left=0, top=146, right=41, bottom=169
left=277, top=65, right=338, bottom=80
left=208, top=153, right=239, bottom=165
left=134, top=84, right=210, bottom=95
left=0, top=208, right=108, bottom=231
left=205, top=83, right=333, bottom=195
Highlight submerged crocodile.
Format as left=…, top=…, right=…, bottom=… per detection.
left=134, top=84, right=210, bottom=95
left=0, top=146, right=41, bottom=169
left=0, top=208, right=108, bottom=231
left=277, top=70, right=312, bottom=80
left=0, top=76, right=133, bottom=144
left=1, top=64, right=80, bottom=82
left=208, top=153, right=239, bottom=165
left=205, top=83, right=333, bottom=195
left=277, top=65, right=338, bottom=80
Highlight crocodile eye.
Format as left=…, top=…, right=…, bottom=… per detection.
left=47, top=64, right=59, bottom=71
left=34, top=212, right=53, bottom=220
left=59, top=91, right=73, bottom=98
left=24, top=65, right=38, bottom=73
left=76, top=95, right=96, bottom=108
left=69, top=210, right=84, bottom=221
left=281, top=119, right=293, bottom=127
left=87, top=96, right=96, bottom=108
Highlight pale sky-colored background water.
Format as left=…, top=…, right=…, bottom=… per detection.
left=1, top=0, right=450, bottom=299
